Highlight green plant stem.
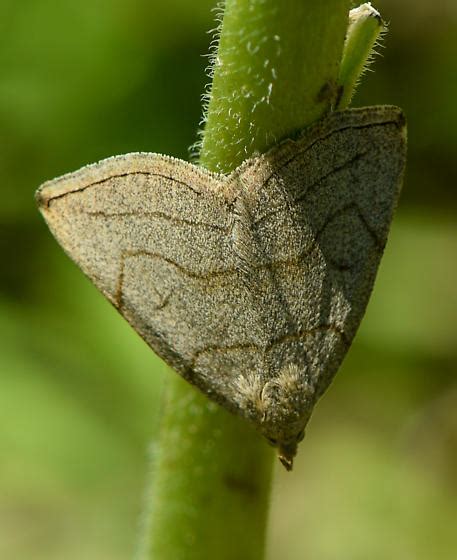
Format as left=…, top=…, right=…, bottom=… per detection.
left=138, top=375, right=274, bottom=560
left=141, top=1, right=351, bottom=559
left=201, top=0, right=352, bottom=173
left=337, top=3, right=384, bottom=109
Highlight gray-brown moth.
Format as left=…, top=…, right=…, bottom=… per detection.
left=36, top=106, right=407, bottom=469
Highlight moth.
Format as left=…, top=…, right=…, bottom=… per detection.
left=36, top=106, right=406, bottom=470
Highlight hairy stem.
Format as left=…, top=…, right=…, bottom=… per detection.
left=138, top=376, right=273, bottom=560
left=200, top=0, right=352, bottom=173
left=140, top=1, right=352, bottom=559
left=337, top=3, right=384, bottom=109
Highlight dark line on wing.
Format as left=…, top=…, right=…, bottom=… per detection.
left=294, top=152, right=367, bottom=202
left=46, top=171, right=206, bottom=206
left=253, top=151, right=367, bottom=227
left=355, top=208, right=385, bottom=250
left=315, top=201, right=383, bottom=250
left=114, top=255, right=126, bottom=309
left=191, top=323, right=350, bottom=367
left=120, top=249, right=236, bottom=281
left=276, top=119, right=401, bottom=179
left=275, top=325, right=350, bottom=347
left=115, top=237, right=319, bottom=285
left=112, top=201, right=381, bottom=286
left=222, top=118, right=401, bottom=211
left=236, top=119, right=400, bottom=214
left=114, top=250, right=172, bottom=312
left=84, top=210, right=228, bottom=232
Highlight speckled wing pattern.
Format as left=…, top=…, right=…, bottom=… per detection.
left=37, top=106, right=406, bottom=465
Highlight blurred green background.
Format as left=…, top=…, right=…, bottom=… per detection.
left=1, top=1, right=456, bottom=558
